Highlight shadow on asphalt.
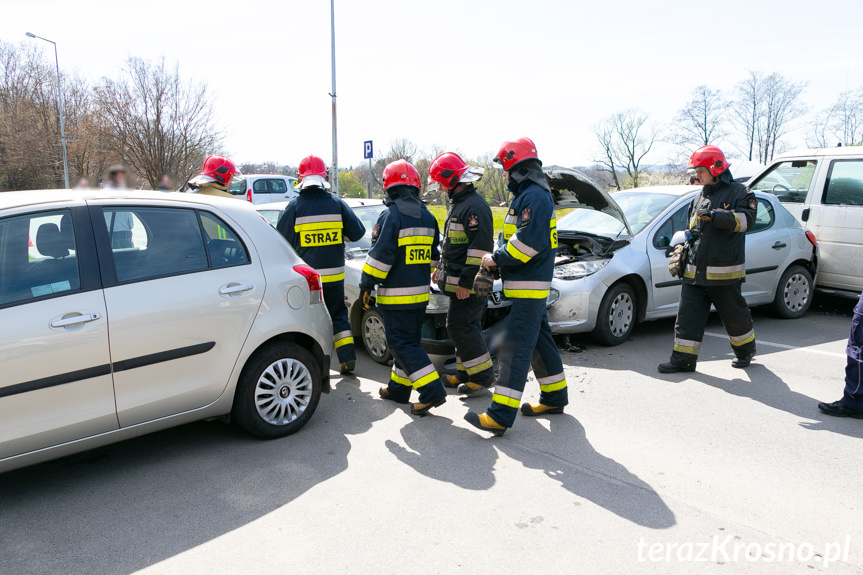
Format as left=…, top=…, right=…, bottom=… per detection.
left=386, top=408, right=676, bottom=530
left=0, top=374, right=398, bottom=575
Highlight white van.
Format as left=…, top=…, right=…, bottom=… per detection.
left=748, top=147, right=863, bottom=296
left=229, top=174, right=299, bottom=204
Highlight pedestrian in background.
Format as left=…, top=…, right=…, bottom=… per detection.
left=277, top=155, right=365, bottom=374
left=157, top=174, right=172, bottom=191
left=818, top=292, right=863, bottom=419
left=359, top=159, right=447, bottom=416
left=658, top=145, right=757, bottom=374
left=465, top=137, right=568, bottom=436
left=428, top=152, right=495, bottom=396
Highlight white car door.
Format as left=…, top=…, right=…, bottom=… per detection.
left=742, top=197, right=793, bottom=303
left=0, top=206, right=117, bottom=460
left=92, top=203, right=265, bottom=427
left=808, top=159, right=863, bottom=291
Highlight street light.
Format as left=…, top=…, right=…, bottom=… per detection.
left=329, top=0, right=339, bottom=196
left=25, top=32, right=70, bottom=189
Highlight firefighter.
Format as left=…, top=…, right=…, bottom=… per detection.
left=464, top=137, right=567, bottom=436
left=428, top=152, right=495, bottom=396
left=277, top=155, right=365, bottom=374
left=187, top=155, right=240, bottom=198
left=359, top=159, right=447, bottom=416
left=658, top=145, right=757, bottom=374
left=817, top=291, right=863, bottom=419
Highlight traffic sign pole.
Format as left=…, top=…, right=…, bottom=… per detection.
left=363, top=140, right=373, bottom=199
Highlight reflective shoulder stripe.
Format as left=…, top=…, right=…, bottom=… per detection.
left=398, top=235, right=435, bottom=246
left=295, top=221, right=344, bottom=232
left=295, top=214, right=343, bottom=225
left=398, top=227, right=436, bottom=238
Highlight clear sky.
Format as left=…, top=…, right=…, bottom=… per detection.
left=3, top=0, right=862, bottom=169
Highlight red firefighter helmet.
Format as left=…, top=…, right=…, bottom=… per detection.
left=428, top=152, right=471, bottom=190
left=383, top=159, right=421, bottom=190
left=298, top=155, right=328, bottom=180
left=199, top=155, right=240, bottom=186
left=493, top=137, right=539, bottom=171
left=688, top=145, right=729, bottom=177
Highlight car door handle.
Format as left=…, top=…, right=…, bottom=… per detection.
left=50, top=313, right=101, bottom=328
left=219, top=283, right=255, bottom=295
left=772, top=242, right=787, bottom=250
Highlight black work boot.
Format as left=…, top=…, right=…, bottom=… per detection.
left=657, top=362, right=695, bottom=374
left=732, top=356, right=752, bottom=369
left=817, top=400, right=863, bottom=419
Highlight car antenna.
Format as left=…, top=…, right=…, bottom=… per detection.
left=177, top=165, right=196, bottom=193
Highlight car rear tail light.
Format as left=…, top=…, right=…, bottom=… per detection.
left=805, top=230, right=817, bottom=247
left=293, top=264, right=323, bottom=304
left=246, top=189, right=253, bottom=202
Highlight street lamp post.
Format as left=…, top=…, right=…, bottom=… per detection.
left=25, top=32, right=70, bottom=189
left=329, top=0, right=339, bottom=196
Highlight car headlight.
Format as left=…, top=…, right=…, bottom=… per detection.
left=427, top=293, right=451, bottom=311
left=546, top=287, right=560, bottom=308
left=553, top=259, right=610, bottom=280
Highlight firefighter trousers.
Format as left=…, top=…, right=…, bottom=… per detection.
left=841, top=293, right=863, bottom=409
left=447, top=295, right=495, bottom=388
left=487, top=298, right=567, bottom=428
left=380, top=307, right=447, bottom=405
left=670, top=282, right=756, bottom=368
left=323, top=281, right=355, bottom=365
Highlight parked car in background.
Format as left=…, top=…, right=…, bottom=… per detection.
left=748, top=147, right=863, bottom=296
left=544, top=171, right=819, bottom=345
left=229, top=174, right=299, bottom=204
left=1, top=190, right=333, bottom=474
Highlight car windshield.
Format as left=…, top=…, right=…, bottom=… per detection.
left=346, top=204, right=387, bottom=258
left=558, top=191, right=678, bottom=238
left=258, top=209, right=281, bottom=227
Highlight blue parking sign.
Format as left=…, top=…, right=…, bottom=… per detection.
left=364, top=140, right=373, bottom=160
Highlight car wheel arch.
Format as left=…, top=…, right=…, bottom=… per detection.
left=246, top=332, right=331, bottom=394
left=615, top=274, right=648, bottom=323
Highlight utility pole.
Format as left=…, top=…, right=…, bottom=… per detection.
left=329, top=0, right=339, bottom=196
left=26, top=32, right=69, bottom=189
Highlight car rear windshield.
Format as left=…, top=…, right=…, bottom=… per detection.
left=228, top=179, right=246, bottom=196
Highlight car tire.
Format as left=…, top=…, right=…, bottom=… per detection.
left=771, top=264, right=813, bottom=319
left=361, top=308, right=392, bottom=365
left=232, top=342, right=322, bottom=439
left=592, top=282, right=637, bottom=346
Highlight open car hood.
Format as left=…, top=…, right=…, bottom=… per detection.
left=544, top=166, right=633, bottom=237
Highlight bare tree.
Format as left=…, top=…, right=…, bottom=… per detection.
left=95, top=57, right=223, bottom=189
left=731, top=71, right=808, bottom=163
left=808, top=88, right=863, bottom=148
left=473, top=153, right=509, bottom=206
left=593, top=110, right=659, bottom=190
left=672, top=85, right=728, bottom=148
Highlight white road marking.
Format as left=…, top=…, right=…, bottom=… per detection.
left=703, top=331, right=846, bottom=358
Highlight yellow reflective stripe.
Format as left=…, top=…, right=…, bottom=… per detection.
left=398, top=235, right=435, bottom=246
left=506, top=241, right=533, bottom=263
left=294, top=221, right=344, bottom=232
left=335, top=335, right=354, bottom=348
left=730, top=330, right=755, bottom=346
left=492, top=394, right=521, bottom=408
left=705, top=271, right=746, bottom=280
left=540, top=380, right=567, bottom=393
left=674, top=344, right=700, bottom=355
left=413, top=370, right=441, bottom=389
left=503, top=288, right=549, bottom=299
left=390, top=372, right=412, bottom=386
left=321, top=273, right=345, bottom=283
left=362, top=262, right=388, bottom=279
left=673, top=337, right=701, bottom=355
left=465, top=257, right=482, bottom=266
left=503, top=223, right=517, bottom=240
left=376, top=293, right=429, bottom=305
left=466, top=359, right=493, bottom=375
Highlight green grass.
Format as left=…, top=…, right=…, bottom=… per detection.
left=428, top=204, right=571, bottom=238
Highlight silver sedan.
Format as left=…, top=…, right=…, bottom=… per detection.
left=545, top=179, right=819, bottom=345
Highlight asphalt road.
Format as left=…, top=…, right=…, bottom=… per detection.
left=1, top=295, right=861, bottom=575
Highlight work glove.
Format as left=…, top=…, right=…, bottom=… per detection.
left=361, top=291, right=373, bottom=310
left=473, top=268, right=495, bottom=298
left=695, top=209, right=712, bottom=223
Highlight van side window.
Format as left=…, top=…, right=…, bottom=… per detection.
left=0, top=210, right=81, bottom=306
left=268, top=179, right=288, bottom=193
left=749, top=160, right=817, bottom=204
left=823, top=160, right=863, bottom=206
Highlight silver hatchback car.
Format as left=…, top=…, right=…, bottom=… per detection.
left=0, top=190, right=334, bottom=474
left=543, top=171, right=819, bottom=345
